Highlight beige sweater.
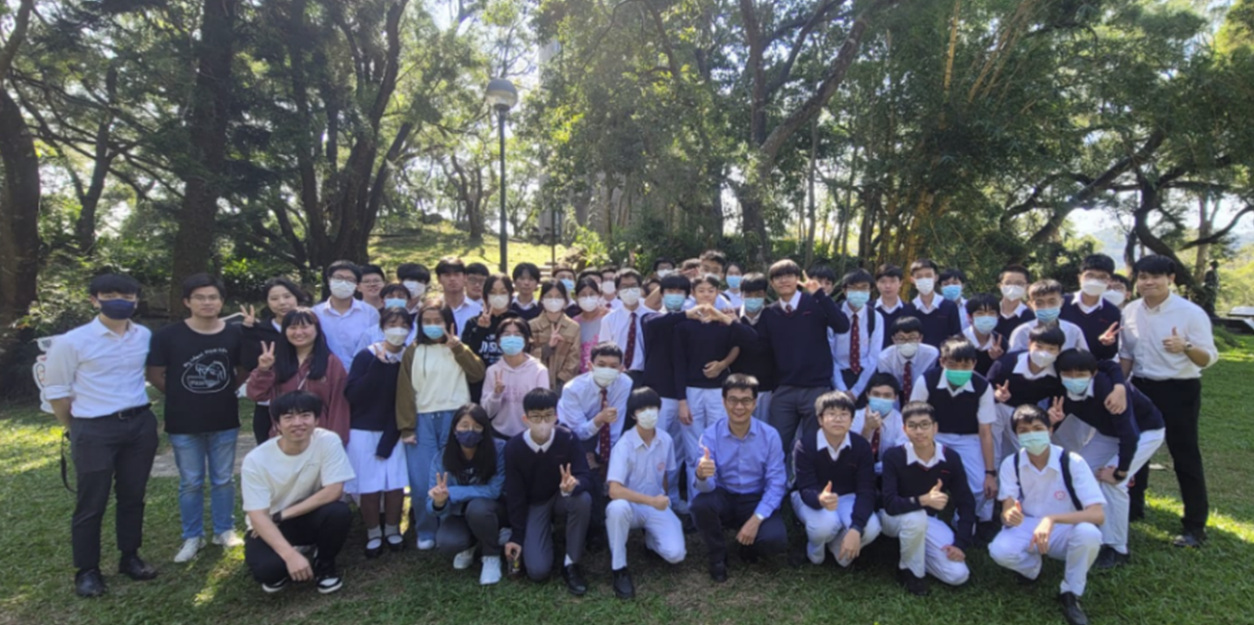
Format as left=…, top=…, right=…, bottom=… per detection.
left=395, top=341, right=485, bottom=437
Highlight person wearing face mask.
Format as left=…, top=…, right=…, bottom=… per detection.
left=600, top=265, right=620, bottom=307
left=962, top=294, right=1005, bottom=377
left=247, top=308, right=351, bottom=445
left=992, top=405, right=1106, bottom=625
left=1105, top=273, right=1131, bottom=310
left=572, top=277, right=612, bottom=372
left=908, top=259, right=962, bottom=348
left=1061, top=254, right=1124, bottom=362
left=313, top=260, right=380, bottom=368
left=722, top=261, right=745, bottom=309
left=45, top=273, right=161, bottom=598
left=396, top=263, right=431, bottom=313
left=241, top=278, right=312, bottom=445
left=604, top=388, right=687, bottom=599
left=461, top=273, right=523, bottom=402
left=427, top=404, right=508, bottom=586
left=343, top=307, right=414, bottom=558
left=482, top=319, right=551, bottom=438
left=731, top=273, right=778, bottom=423
left=379, top=284, right=413, bottom=315
left=396, top=303, right=486, bottom=550
left=528, top=279, right=582, bottom=390
left=831, top=270, right=885, bottom=400
left=995, top=264, right=1036, bottom=340
left=853, top=373, right=908, bottom=473
left=876, top=317, right=940, bottom=404
left=552, top=265, right=578, bottom=305
left=651, top=257, right=676, bottom=280
left=1052, top=349, right=1165, bottom=570
left=1009, top=279, right=1090, bottom=353
left=596, top=269, right=654, bottom=389
left=938, top=268, right=970, bottom=331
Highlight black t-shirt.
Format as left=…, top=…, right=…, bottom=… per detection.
left=147, top=321, right=243, bottom=434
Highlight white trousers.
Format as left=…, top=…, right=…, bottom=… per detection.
left=790, top=492, right=881, bottom=567
left=658, top=398, right=686, bottom=514
left=605, top=499, right=686, bottom=570
left=877, top=509, right=970, bottom=585
left=934, top=432, right=993, bottom=523
left=1074, top=427, right=1165, bottom=554
left=682, top=387, right=726, bottom=497
left=989, top=518, right=1102, bottom=596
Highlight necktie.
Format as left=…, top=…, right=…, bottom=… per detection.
left=598, top=387, right=612, bottom=472
left=785, top=303, right=794, bottom=315
left=850, top=310, right=862, bottom=375
left=870, top=424, right=881, bottom=460
left=624, top=312, right=637, bottom=369
left=902, top=360, right=913, bottom=402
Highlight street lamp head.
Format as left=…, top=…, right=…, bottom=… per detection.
left=486, top=78, right=518, bottom=112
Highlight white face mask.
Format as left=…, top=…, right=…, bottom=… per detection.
left=1029, top=349, right=1057, bottom=368
left=600, top=281, right=617, bottom=296
left=1001, top=284, right=1025, bottom=301
left=915, top=278, right=935, bottom=296
left=529, top=420, right=554, bottom=444
left=383, top=327, right=409, bottom=346
left=635, top=408, right=659, bottom=430
left=1102, top=290, right=1126, bottom=307
left=329, top=279, right=356, bottom=300
left=657, top=269, right=675, bottom=278
left=592, top=366, right=620, bottom=388
left=488, top=294, right=511, bottom=311
left=618, top=288, right=641, bottom=307
left=543, top=298, right=566, bottom=313
left=897, top=341, right=919, bottom=359
left=403, top=280, right=426, bottom=298
left=578, top=296, right=601, bottom=312
left=1081, top=279, right=1107, bottom=297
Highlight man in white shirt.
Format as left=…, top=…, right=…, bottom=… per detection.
left=435, top=256, right=483, bottom=336
left=877, top=316, right=940, bottom=403
left=313, top=260, right=380, bottom=366
left=44, top=274, right=160, bottom=598
left=1118, top=255, right=1218, bottom=548
left=1009, top=280, right=1090, bottom=353
left=242, top=391, right=355, bottom=595
left=596, top=269, right=653, bottom=388
left=831, top=269, right=884, bottom=398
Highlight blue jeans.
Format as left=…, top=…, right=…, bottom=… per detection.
left=169, top=428, right=239, bottom=539
left=405, top=411, right=454, bottom=542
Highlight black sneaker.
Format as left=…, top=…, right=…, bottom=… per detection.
left=708, top=559, right=728, bottom=583
left=681, top=514, right=697, bottom=535
left=975, top=520, right=1000, bottom=545
left=261, top=577, right=290, bottom=594
left=1172, top=531, right=1206, bottom=548
left=316, top=566, right=343, bottom=595
left=1015, top=571, right=1038, bottom=586
left=562, top=563, right=588, bottom=596
left=75, top=568, right=107, bottom=598
left=1059, top=591, right=1090, bottom=625
left=612, top=567, right=635, bottom=600
left=1094, top=545, right=1130, bottom=569
left=898, top=568, right=929, bottom=597
left=118, top=553, right=158, bottom=581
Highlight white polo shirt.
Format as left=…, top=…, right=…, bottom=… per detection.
left=606, top=426, right=677, bottom=498
left=998, top=444, right=1105, bottom=519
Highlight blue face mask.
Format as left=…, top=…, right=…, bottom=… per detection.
left=972, top=315, right=997, bottom=335
left=99, top=298, right=137, bottom=320
left=743, top=297, right=765, bottom=314
left=560, top=279, right=575, bottom=294
left=663, top=293, right=686, bottom=312
left=1035, top=306, right=1061, bottom=324
left=1061, top=376, right=1091, bottom=396
left=1018, top=431, right=1051, bottom=455
left=845, top=291, right=871, bottom=309
left=455, top=429, right=483, bottom=448
left=499, top=335, right=526, bottom=356
left=941, top=284, right=963, bottom=301
left=384, top=298, right=408, bottom=309
left=726, top=276, right=742, bottom=290
left=422, top=324, right=445, bottom=340
left=867, top=397, right=895, bottom=416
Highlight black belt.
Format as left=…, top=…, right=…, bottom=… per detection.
left=61, top=404, right=152, bottom=493
left=92, top=404, right=152, bottom=421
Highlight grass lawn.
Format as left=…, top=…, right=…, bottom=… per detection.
left=2, top=339, right=1252, bottom=625
left=370, top=221, right=569, bottom=272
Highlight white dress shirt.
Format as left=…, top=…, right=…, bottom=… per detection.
left=597, top=304, right=650, bottom=371
left=43, top=317, right=151, bottom=418
left=1118, top=293, right=1218, bottom=380
left=1011, top=352, right=1057, bottom=380
left=852, top=408, right=905, bottom=456
left=830, top=302, right=884, bottom=396
left=606, top=426, right=677, bottom=497
left=1008, top=319, right=1090, bottom=353
left=877, top=343, right=940, bottom=387
left=314, top=299, right=380, bottom=367
left=558, top=372, right=633, bottom=448
left=446, top=297, right=483, bottom=337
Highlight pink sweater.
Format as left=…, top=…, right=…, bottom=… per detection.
left=481, top=355, right=551, bottom=438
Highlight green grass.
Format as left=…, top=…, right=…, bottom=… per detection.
left=3, top=339, right=1253, bottom=624
left=370, top=221, right=568, bottom=272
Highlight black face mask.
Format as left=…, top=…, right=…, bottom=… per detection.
left=455, top=430, right=483, bottom=448
left=99, top=299, right=137, bottom=320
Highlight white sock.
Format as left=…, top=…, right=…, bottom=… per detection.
left=383, top=524, right=400, bottom=537
left=564, top=555, right=574, bottom=567
left=367, top=526, right=383, bottom=540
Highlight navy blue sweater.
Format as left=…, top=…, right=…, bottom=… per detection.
left=1060, top=372, right=1141, bottom=472
left=994, top=307, right=1035, bottom=345
left=504, top=428, right=592, bottom=548
left=761, top=291, right=850, bottom=388
left=731, top=315, right=778, bottom=392
left=674, top=319, right=757, bottom=392
left=642, top=312, right=687, bottom=399
left=876, top=301, right=917, bottom=350
left=987, top=352, right=1129, bottom=409
left=344, top=349, right=403, bottom=458
left=509, top=301, right=542, bottom=321
left=793, top=432, right=877, bottom=532
left=1061, top=295, right=1122, bottom=361
left=914, top=298, right=963, bottom=348
left=921, top=367, right=990, bottom=435
left=881, top=444, right=975, bottom=550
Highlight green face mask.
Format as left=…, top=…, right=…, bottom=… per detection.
left=944, top=368, right=974, bottom=387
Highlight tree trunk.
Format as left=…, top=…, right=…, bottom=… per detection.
left=1193, top=193, right=1211, bottom=281
left=1133, top=180, right=1198, bottom=294
left=168, top=0, right=238, bottom=318
left=74, top=67, right=118, bottom=253
left=0, top=87, right=40, bottom=327
left=804, top=119, right=819, bottom=268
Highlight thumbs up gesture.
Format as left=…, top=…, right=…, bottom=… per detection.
left=818, top=481, right=839, bottom=511
left=1162, top=326, right=1187, bottom=354
left=1099, top=321, right=1120, bottom=346
left=1003, top=499, right=1024, bottom=527
left=993, top=379, right=1012, bottom=403
left=559, top=463, right=578, bottom=494
left=428, top=472, right=450, bottom=507
left=696, top=445, right=716, bottom=480
left=921, top=479, right=948, bottom=510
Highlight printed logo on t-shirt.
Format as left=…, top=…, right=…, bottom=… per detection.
left=181, top=348, right=232, bottom=394
left=1054, top=490, right=1067, bottom=501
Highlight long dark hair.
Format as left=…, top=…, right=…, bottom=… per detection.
left=276, top=308, right=331, bottom=383
left=442, top=403, right=498, bottom=484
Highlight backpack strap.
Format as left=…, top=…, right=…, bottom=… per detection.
left=1060, top=452, right=1083, bottom=511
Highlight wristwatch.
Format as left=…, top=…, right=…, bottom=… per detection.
left=272, top=510, right=284, bottom=525
left=985, top=470, right=997, bottom=476
left=1184, top=342, right=1194, bottom=352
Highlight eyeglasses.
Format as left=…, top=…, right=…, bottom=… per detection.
left=905, top=421, right=934, bottom=431
left=821, top=412, right=853, bottom=422
left=527, top=412, right=557, bottom=423
left=725, top=397, right=756, bottom=407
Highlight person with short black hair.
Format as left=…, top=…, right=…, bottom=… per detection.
left=436, top=256, right=483, bottom=335
left=641, top=275, right=700, bottom=513
left=1106, top=273, right=1131, bottom=309
left=1061, top=254, right=1124, bottom=361
left=732, top=273, right=778, bottom=423
left=553, top=265, right=578, bottom=297
left=241, top=278, right=311, bottom=444
left=908, top=259, right=963, bottom=347
left=652, top=257, right=676, bottom=279
left=242, top=391, right=355, bottom=596
left=831, top=269, right=884, bottom=398
left=1009, top=280, right=1090, bottom=352
left=510, top=262, right=543, bottom=320
left=45, top=273, right=160, bottom=598
left=874, top=264, right=917, bottom=350
left=963, top=294, right=1006, bottom=376
left=358, top=264, right=387, bottom=309
left=996, top=264, right=1036, bottom=339
left=876, top=316, right=940, bottom=403
left=315, top=260, right=380, bottom=367
left=854, top=372, right=907, bottom=469
left=597, top=269, right=652, bottom=388
left=380, top=284, right=412, bottom=313
left=464, top=262, right=490, bottom=306
left=723, top=261, right=745, bottom=309
left=147, top=273, right=245, bottom=564
left=428, top=404, right=508, bottom=585
left=396, top=263, right=432, bottom=310
left=938, top=268, right=969, bottom=330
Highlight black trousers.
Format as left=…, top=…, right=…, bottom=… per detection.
left=690, top=488, right=788, bottom=565
left=70, top=410, right=159, bottom=571
left=244, top=501, right=352, bottom=584
left=252, top=403, right=271, bottom=446
left=1135, top=377, right=1209, bottom=533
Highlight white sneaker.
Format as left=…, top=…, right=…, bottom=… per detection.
left=453, top=547, right=475, bottom=570
left=480, top=556, right=502, bottom=585
left=212, top=530, right=244, bottom=548
left=417, top=538, right=436, bottom=551
left=174, top=537, right=204, bottom=563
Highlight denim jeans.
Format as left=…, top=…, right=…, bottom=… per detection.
left=405, top=411, right=454, bottom=542
left=169, top=428, right=239, bottom=539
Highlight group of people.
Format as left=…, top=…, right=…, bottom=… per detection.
left=43, top=249, right=1218, bottom=625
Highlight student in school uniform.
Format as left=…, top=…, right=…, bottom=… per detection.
left=246, top=308, right=351, bottom=445
left=652, top=257, right=677, bottom=279
left=503, top=388, right=594, bottom=595
left=878, top=402, right=975, bottom=596
left=1053, top=348, right=1165, bottom=569
left=482, top=318, right=551, bottom=439
left=1009, top=279, right=1090, bottom=352
left=557, top=342, right=633, bottom=507
left=790, top=392, right=881, bottom=568
left=876, top=316, right=940, bottom=404
left=461, top=273, right=522, bottom=402
left=1118, top=254, right=1218, bottom=548
left=572, top=277, right=612, bottom=371
left=691, top=375, right=788, bottom=582
left=731, top=273, right=778, bottom=423
left=938, top=268, right=970, bottom=331
left=435, top=256, right=483, bottom=337
left=991, top=405, right=1106, bottom=625
left=241, top=278, right=311, bottom=445
left=722, top=261, right=745, bottom=310
left=396, top=262, right=431, bottom=310
left=831, top=269, right=885, bottom=399
left=963, top=293, right=1006, bottom=377
left=809, top=264, right=839, bottom=297
left=1105, top=273, right=1131, bottom=310
left=357, top=264, right=387, bottom=309
left=995, top=264, right=1036, bottom=340
left=380, top=284, right=411, bottom=313
left=553, top=265, right=578, bottom=299
left=874, top=264, right=917, bottom=350
left=528, top=279, right=582, bottom=391
left=596, top=269, right=652, bottom=388
left=600, top=265, right=620, bottom=308
left=464, top=262, right=490, bottom=308
left=510, top=262, right=543, bottom=321
left=605, top=388, right=687, bottom=599
left=852, top=373, right=907, bottom=473
left=908, top=337, right=998, bottom=540
left=314, top=260, right=380, bottom=368
left=760, top=260, right=850, bottom=463
left=908, top=259, right=963, bottom=348
left=1061, top=254, right=1124, bottom=362
left=641, top=274, right=698, bottom=511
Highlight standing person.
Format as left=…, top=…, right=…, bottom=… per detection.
left=241, top=391, right=355, bottom=596
left=510, top=262, right=543, bottom=321
left=314, top=260, right=380, bottom=367
left=428, top=404, right=508, bottom=585
left=641, top=275, right=699, bottom=513
left=1106, top=274, right=1131, bottom=310
left=874, top=264, right=917, bottom=350
left=600, top=265, right=620, bottom=308
left=1061, top=254, right=1124, bottom=362
left=343, top=307, right=412, bottom=558
left=691, top=375, right=789, bottom=582
left=380, top=284, right=412, bottom=313
left=529, top=279, right=582, bottom=390
left=1119, top=254, right=1218, bottom=548
left=963, top=294, right=1006, bottom=377
left=572, top=277, right=611, bottom=371
left=357, top=264, right=387, bottom=309
left=723, top=261, right=745, bottom=310
left=147, top=274, right=245, bottom=564
left=876, top=316, right=940, bottom=405
left=241, top=278, right=310, bottom=445
left=808, top=264, right=839, bottom=298
left=396, top=263, right=431, bottom=312
left=652, top=257, right=677, bottom=279
left=45, top=274, right=160, bottom=598
left=596, top=269, right=651, bottom=388
left=832, top=269, right=885, bottom=399
left=996, top=264, right=1036, bottom=340
left=396, top=302, right=486, bottom=550
left=462, top=273, right=521, bottom=402
left=245, top=309, right=351, bottom=444
left=435, top=256, right=483, bottom=336
left=731, top=273, right=777, bottom=423
left=464, top=262, right=490, bottom=307
left=482, top=318, right=551, bottom=438
left=553, top=265, right=578, bottom=299
left=939, top=268, right=970, bottom=331
left=1009, top=280, right=1090, bottom=352
left=908, top=259, right=963, bottom=348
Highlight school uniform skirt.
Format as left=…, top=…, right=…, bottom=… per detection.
left=344, top=429, right=409, bottom=495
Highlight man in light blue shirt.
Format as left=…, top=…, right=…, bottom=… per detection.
left=313, top=260, right=380, bottom=366
left=690, top=374, right=787, bottom=583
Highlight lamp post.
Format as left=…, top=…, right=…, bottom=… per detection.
left=486, top=78, right=518, bottom=273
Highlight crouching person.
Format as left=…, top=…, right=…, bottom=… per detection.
left=428, top=404, right=507, bottom=586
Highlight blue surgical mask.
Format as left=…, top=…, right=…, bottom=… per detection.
left=663, top=293, right=686, bottom=312
left=867, top=397, right=895, bottom=416
left=972, top=315, right=997, bottom=335
left=845, top=291, right=871, bottom=309
left=726, top=275, right=742, bottom=290
left=1018, top=431, right=1051, bottom=455
left=455, top=429, right=483, bottom=448
left=1061, top=376, right=1091, bottom=397
left=1035, top=306, right=1061, bottom=324
left=941, top=284, right=963, bottom=301
left=499, top=335, right=525, bottom=356
left=743, top=297, right=765, bottom=314
left=99, top=299, right=137, bottom=320
left=422, top=324, right=445, bottom=340
left=384, top=298, right=408, bottom=309
left=560, top=279, right=575, bottom=293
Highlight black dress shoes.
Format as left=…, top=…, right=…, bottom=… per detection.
left=612, top=567, right=635, bottom=599
left=75, top=569, right=107, bottom=598
left=118, top=553, right=158, bottom=581
left=1059, top=591, right=1090, bottom=625
left=709, top=559, right=728, bottom=583
left=562, top=563, right=588, bottom=596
